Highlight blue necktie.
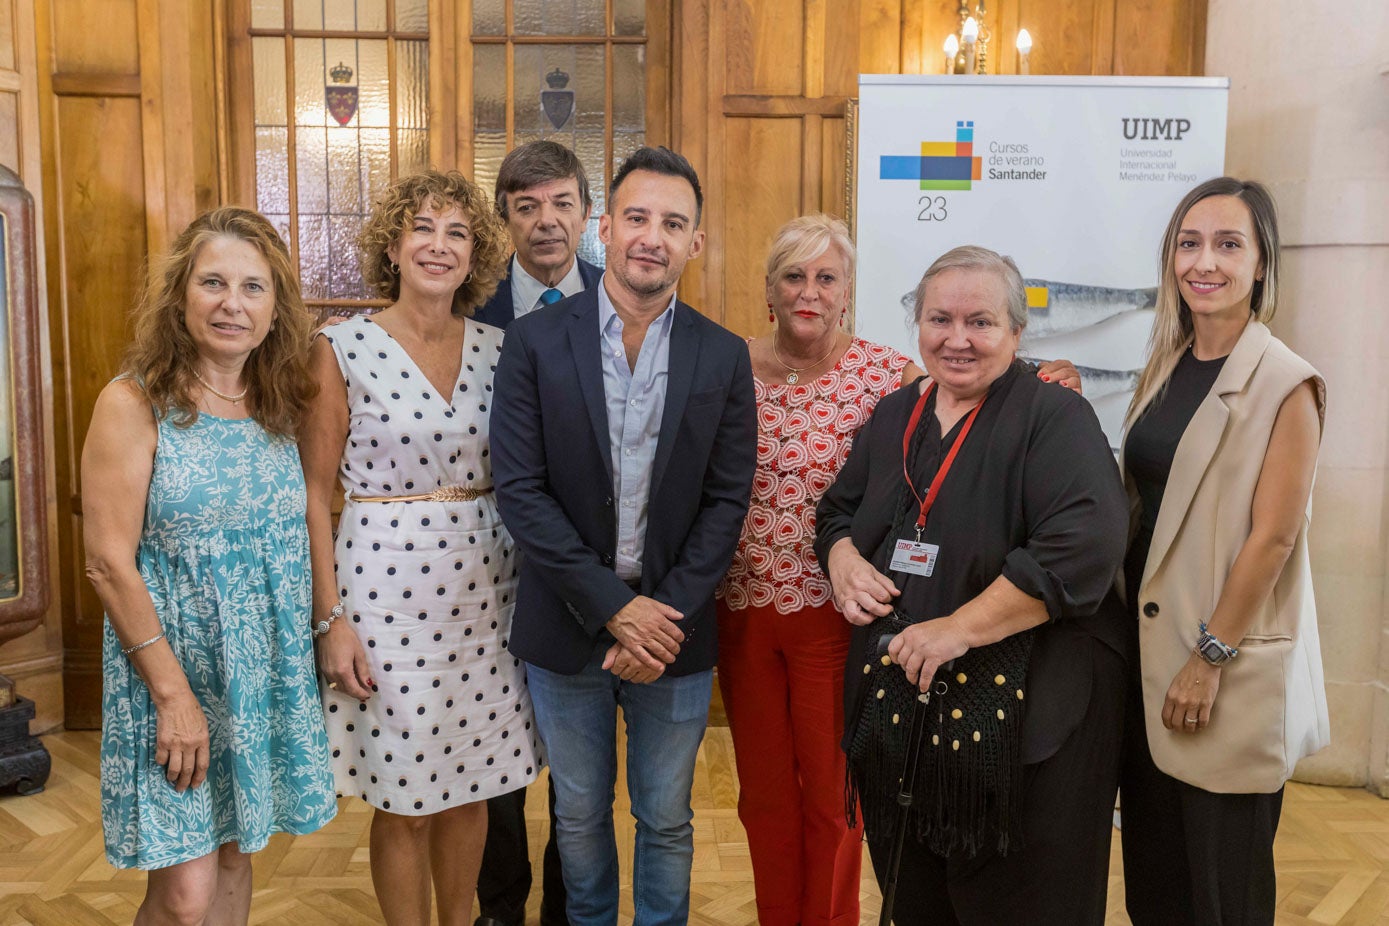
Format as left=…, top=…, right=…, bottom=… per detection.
left=540, top=288, right=564, bottom=305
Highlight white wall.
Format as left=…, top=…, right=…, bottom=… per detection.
left=1206, top=0, right=1389, bottom=792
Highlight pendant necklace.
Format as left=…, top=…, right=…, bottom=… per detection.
left=771, top=333, right=839, bottom=385
left=193, top=369, right=248, bottom=404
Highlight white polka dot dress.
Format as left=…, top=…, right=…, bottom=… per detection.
left=320, top=315, right=542, bottom=815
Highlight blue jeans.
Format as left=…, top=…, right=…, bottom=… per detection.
left=526, top=646, right=713, bottom=926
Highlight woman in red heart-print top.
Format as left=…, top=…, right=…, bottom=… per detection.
left=714, top=213, right=918, bottom=926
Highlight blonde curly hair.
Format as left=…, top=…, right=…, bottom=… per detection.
left=122, top=207, right=315, bottom=437
left=359, top=170, right=509, bottom=316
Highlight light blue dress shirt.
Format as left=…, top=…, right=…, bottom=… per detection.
left=597, top=276, right=674, bottom=582
left=510, top=254, right=586, bottom=320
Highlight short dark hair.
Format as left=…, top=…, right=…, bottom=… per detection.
left=609, top=146, right=703, bottom=227
left=494, top=140, right=592, bottom=219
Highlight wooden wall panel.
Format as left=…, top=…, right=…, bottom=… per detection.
left=52, top=95, right=148, bottom=727
left=820, top=115, right=847, bottom=221
left=859, top=0, right=901, bottom=76
left=724, top=0, right=805, bottom=96
left=51, top=0, right=140, bottom=74
left=1114, top=0, right=1205, bottom=76
left=1014, top=0, right=1108, bottom=75
left=55, top=99, right=145, bottom=444
left=0, top=92, right=17, bottom=167
left=0, top=1, right=13, bottom=71
left=721, top=118, right=803, bottom=337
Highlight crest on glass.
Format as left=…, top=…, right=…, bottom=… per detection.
left=542, top=67, right=575, bottom=130
left=326, top=60, right=359, bottom=127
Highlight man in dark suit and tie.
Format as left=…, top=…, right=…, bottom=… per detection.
left=474, top=140, right=603, bottom=333
left=473, top=140, right=603, bottom=926
left=491, top=146, right=757, bottom=926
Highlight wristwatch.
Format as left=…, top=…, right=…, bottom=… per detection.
left=1195, top=622, right=1238, bottom=666
left=313, top=602, right=345, bottom=638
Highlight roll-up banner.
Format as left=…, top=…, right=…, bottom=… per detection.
left=853, top=75, right=1229, bottom=447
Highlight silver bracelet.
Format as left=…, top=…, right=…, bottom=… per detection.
left=121, top=632, right=165, bottom=657
left=313, top=602, right=345, bottom=638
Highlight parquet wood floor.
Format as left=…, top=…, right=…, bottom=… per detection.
left=1, top=731, right=1387, bottom=924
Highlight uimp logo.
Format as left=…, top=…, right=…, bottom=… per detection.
left=879, top=121, right=983, bottom=191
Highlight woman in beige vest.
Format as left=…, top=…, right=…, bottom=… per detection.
left=1118, top=177, right=1329, bottom=925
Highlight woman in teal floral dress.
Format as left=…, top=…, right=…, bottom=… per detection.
left=83, top=207, right=336, bottom=923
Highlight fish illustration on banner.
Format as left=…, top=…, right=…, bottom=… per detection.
left=326, top=61, right=358, bottom=127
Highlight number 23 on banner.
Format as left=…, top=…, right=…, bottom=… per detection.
left=917, top=196, right=948, bottom=222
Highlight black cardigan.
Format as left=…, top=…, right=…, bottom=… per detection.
left=814, top=361, right=1131, bottom=764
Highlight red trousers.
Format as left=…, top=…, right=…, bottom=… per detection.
left=717, top=599, right=863, bottom=926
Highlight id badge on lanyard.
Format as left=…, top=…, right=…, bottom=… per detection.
left=892, top=382, right=985, bottom=580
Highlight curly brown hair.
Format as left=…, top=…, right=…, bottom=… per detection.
left=121, top=207, right=316, bottom=437
left=359, top=170, right=509, bottom=316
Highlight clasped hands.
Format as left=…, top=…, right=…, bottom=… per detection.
left=603, top=595, right=685, bottom=683
left=827, top=537, right=969, bottom=692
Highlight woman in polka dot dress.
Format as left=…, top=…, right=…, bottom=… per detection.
left=302, top=171, right=542, bottom=926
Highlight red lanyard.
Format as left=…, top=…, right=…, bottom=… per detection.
left=901, top=382, right=986, bottom=540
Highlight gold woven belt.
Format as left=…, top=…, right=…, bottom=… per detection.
left=349, top=485, right=493, bottom=503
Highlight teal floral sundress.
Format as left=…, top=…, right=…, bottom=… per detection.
left=100, top=407, right=337, bottom=870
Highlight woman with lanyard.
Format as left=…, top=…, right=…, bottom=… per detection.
left=815, top=246, right=1130, bottom=925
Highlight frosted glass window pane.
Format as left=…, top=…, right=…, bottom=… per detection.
left=396, top=0, right=428, bottom=31
left=613, top=46, right=644, bottom=135
left=359, top=128, right=392, bottom=204
left=355, top=40, right=389, bottom=127
left=472, top=132, right=506, bottom=207
left=298, top=214, right=330, bottom=299
left=513, top=45, right=604, bottom=139
left=296, top=126, right=329, bottom=215
left=472, top=45, right=505, bottom=133
left=327, top=128, right=363, bottom=214
left=397, top=128, right=429, bottom=176
left=513, top=0, right=542, bottom=35
left=472, top=0, right=503, bottom=36
left=577, top=0, right=606, bottom=34
left=514, top=0, right=605, bottom=36
left=293, top=39, right=328, bottom=127
left=329, top=216, right=368, bottom=299
left=251, top=0, right=284, bottom=30
left=321, top=0, right=357, bottom=30
left=265, top=215, right=292, bottom=254
left=253, top=37, right=287, bottom=126
left=355, top=0, right=386, bottom=31
left=577, top=215, right=604, bottom=268
left=395, top=40, right=428, bottom=130
left=293, top=0, right=323, bottom=30
left=614, top=0, right=645, bottom=36
left=255, top=127, right=290, bottom=214
left=575, top=130, right=606, bottom=264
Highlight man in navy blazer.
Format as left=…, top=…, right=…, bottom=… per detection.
left=491, top=147, right=756, bottom=925
left=473, top=140, right=601, bottom=926
left=474, top=140, right=603, bottom=332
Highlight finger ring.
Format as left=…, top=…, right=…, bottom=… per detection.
left=1184, top=717, right=1197, bottom=725
left=328, top=681, right=338, bottom=690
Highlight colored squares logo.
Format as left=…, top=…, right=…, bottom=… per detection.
left=880, top=121, right=983, bottom=190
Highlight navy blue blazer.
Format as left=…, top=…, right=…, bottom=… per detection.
left=472, top=255, right=603, bottom=330
left=491, top=286, right=757, bottom=676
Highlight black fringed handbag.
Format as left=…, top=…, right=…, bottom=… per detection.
left=846, top=610, right=1034, bottom=859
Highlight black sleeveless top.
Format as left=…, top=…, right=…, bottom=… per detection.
left=1122, top=348, right=1227, bottom=607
